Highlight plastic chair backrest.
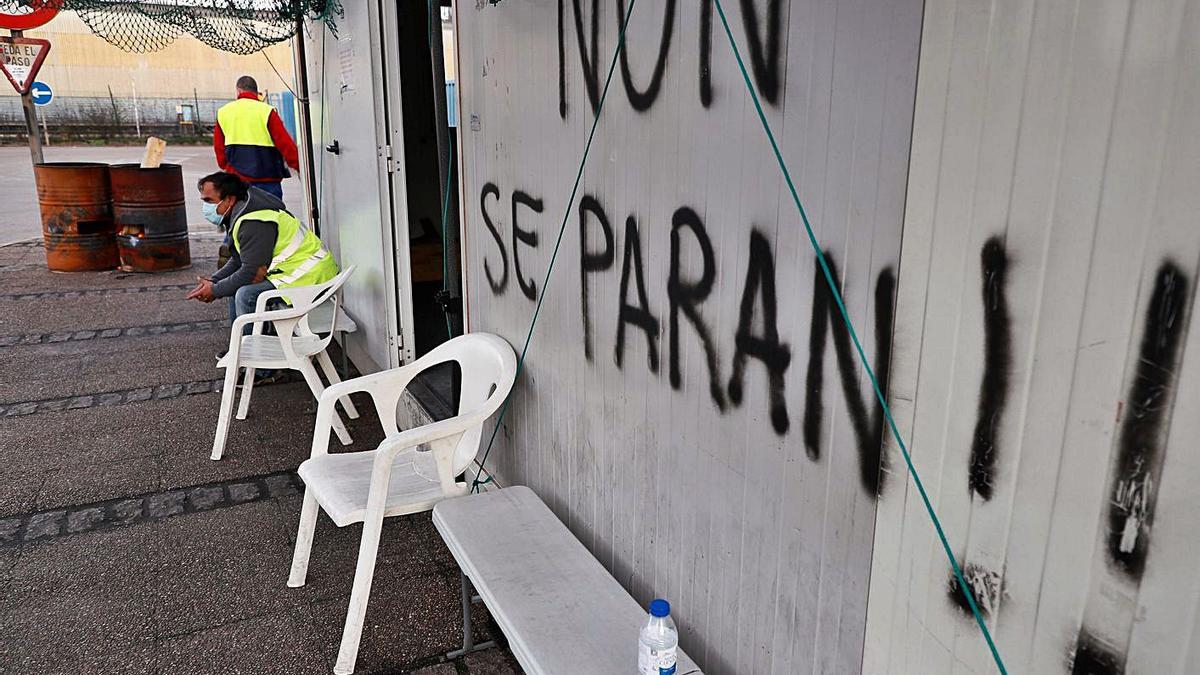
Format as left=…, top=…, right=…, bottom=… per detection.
left=292, top=265, right=356, bottom=347
left=405, top=333, right=517, bottom=477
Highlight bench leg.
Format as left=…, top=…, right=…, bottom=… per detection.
left=446, top=573, right=496, bottom=659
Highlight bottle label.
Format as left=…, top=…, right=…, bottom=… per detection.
left=639, top=644, right=677, bottom=675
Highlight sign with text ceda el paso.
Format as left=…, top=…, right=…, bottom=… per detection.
left=0, top=37, right=51, bottom=95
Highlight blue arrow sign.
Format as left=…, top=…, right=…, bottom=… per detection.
left=30, top=81, right=52, bottom=106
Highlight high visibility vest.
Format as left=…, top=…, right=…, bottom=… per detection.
left=217, top=98, right=288, bottom=180
left=232, top=209, right=337, bottom=289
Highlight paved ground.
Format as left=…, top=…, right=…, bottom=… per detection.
left=0, top=145, right=304, bottom=246
left=0, top=234, right=521, bottom=674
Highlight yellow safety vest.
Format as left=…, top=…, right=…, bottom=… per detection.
left=217, top=98, right=288, bottom=180
left=232, top=209, right=338, bottom=290
left=217, top=98, right=274, bottom=147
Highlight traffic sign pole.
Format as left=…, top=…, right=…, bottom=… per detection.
left=10, top=30, right=42, bottom=165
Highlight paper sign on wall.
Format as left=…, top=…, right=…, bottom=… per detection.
left=336, top=37, right=356, bottom=94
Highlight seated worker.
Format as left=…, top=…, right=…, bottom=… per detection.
left=186, top=171, right=338, bottom=368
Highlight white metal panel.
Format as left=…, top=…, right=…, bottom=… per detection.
left=1122, top=4, right=1200, bottom=672
left=377, top=0, right=419, bottom=366
left=306, top=0, right=401, bottom=372
left=866, top=1, right=1200, bottom=673
left=457, top=1, right=924, bottom=673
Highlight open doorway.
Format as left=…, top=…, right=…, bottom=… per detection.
left=391, top=0, right=461, bottom=418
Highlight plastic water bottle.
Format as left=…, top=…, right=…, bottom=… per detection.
left=638, top=598, right=678, bottom=675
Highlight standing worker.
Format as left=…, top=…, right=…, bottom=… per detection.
left=212, top=75, right=299, bottom=268
left=213, top=75, right=298, bottom=202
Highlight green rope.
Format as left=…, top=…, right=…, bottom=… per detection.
left=471, top=0, right=640, bottom=493
left=430, top=0, right=456, bottom=341
left=439, top=136, right=456, bottom=341
left=710, top=0, right=1007, bottom=671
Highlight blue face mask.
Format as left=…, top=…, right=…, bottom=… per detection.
left=202, top=200, right=224, bottom=226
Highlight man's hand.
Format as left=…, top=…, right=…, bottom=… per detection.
left=251, top=266, right=269, bottom=284
left=185, top=277, right=216, bottom=303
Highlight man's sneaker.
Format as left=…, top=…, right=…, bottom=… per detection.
left=234, top=370, right=282, bottom=388
left=254, top=369, right=282, bottom=386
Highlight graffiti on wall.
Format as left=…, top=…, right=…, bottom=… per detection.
left=480, top=183, right=897, bottom=496
left=558, top=0, right=785, bottom=117
left=969, top=238, right=1011, bottom=501
left=475, top=3, right=1197, bottom=670
left=1104, top=263, right=1187, bottom=579
left=1069, top=262, right=1190, bottom=675
left=925, top=238, right=1193, bottom=675
left=802, top=255, right=895, bottom=495
left=489, top=178, right=1193, bottom=664
left=943, top=238, right=1013, bottom=620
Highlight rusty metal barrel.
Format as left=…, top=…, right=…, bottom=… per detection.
left=34, top=162, right=119, bottom=272
left=110, top=163, right=192, bottom=272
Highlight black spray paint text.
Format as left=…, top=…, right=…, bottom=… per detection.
left=481, top=182, right=895, bottom=496
left=558, top=0, right=784, bottom=117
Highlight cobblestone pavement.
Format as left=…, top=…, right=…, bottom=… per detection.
left=0, top=236, right=522, bottom=674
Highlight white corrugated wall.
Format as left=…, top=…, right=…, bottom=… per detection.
left=454, top=0, right=1200, bottom=673
left=865, top=0, right=1200, bottom=673
left=456, top=0, right=923, bottom=673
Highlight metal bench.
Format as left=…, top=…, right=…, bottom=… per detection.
left=432, top=485, right=704, bottom=675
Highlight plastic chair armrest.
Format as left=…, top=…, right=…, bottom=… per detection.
left=308, top=365, right=427, bottom=457
left=371, top=418, right=474, bottom=498
left=253, top=287, right=290, bottom=313
left=230, top=305, right=308, bottom=335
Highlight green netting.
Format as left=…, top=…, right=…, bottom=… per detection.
left=1, top=0, right=340, bottom=54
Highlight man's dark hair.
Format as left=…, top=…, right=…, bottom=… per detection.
left=198, top=171, right=249, bottom=201
left=236, top=75, right=258, bottom=93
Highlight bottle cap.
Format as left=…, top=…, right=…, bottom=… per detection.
left=650, top=599, right=670, bottom=618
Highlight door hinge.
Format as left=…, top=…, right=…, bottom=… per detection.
left=382, top=144, right=396, bottom=173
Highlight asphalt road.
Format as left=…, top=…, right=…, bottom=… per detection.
left=0, top=144, right=303, bottom=246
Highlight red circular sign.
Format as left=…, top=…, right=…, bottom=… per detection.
left=0, top=0, right=61, bottom=31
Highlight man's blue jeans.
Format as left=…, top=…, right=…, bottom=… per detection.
left=229, top=280, right=277, bottom=335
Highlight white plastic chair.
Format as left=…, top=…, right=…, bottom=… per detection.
left=210, top=265, right=360, bottom=461
left=306, top=301, right=359, bottom=378
left=286, top=332, right=517, bottom=675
